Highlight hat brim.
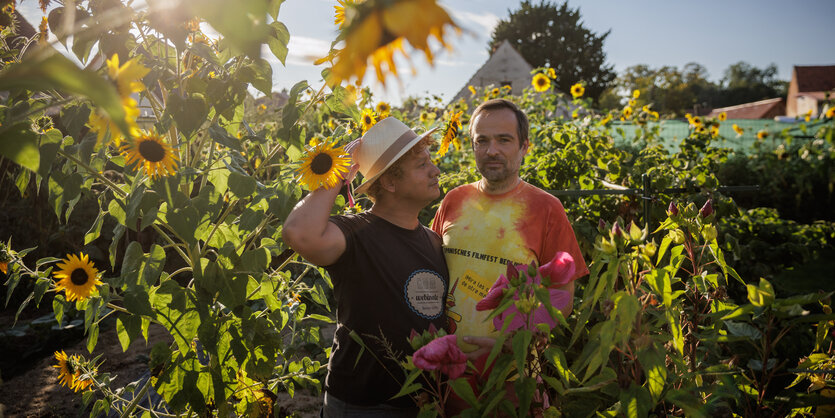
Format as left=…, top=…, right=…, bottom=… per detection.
left=354, top=126, right=439, bottom=195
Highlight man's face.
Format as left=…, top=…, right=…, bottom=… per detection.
left=390, top=147, right=441, bottom=203
left=471, top=108, right=528, bottom=186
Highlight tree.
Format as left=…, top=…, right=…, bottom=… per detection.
left=489, top=1, right=615, bottom=103
left=717, top=61, right=788, bottom=107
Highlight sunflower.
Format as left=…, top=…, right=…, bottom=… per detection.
left=121, top=132, right=179, bottom=179
left=826, top=107, right=835, bottom=119
left=0, top=261, right=7, bottom=275
left=622, top=106, right=633, bottom=118
left=804, top=109, right=813, bottom=122
left=54, top=351, right=76, bottom=389
left=651, top=111, right=660, bottom=120
left=375, top=101, right=391, bottom=118
left=106, top=54, right=149, bottom=99
left=628, top=99, right=636, bottom=107
left=468, top=85, right=476, bottom=95
left=326, top=0, right=459, bottom=86
left=691, top=116, right=703, bottom=127
left=599, top=115, right=612, bottom=125
left=88, top=97, right=141, bottom=147
left=419, top=111, right=432, bottom=123
left=334, top=0, right=360, bottom=29
left=632, top=89, right=640, bottom=99
left=718, top=111, right=727, bottom=122
left=490, top=87, right=499, bottom=97
left=532, top=73, right=550, bottom=92
left=360, top=108, right=377, bottom=132
left=694, top=125, right=707, bottom=135
left=570, top=83, right=584, bottom=99
left=54, top=253, right=102, bottom=302
left=732, top=123, right=744, bottom=136
left=438, top=111, right=462, bottom=156
left=757, top=130, right=768, bottom=140
left=547, top=68, right=556, bottom=79
left=709, top=125, right=719, bottom=137
left=297, top=142, right=351, bottom=190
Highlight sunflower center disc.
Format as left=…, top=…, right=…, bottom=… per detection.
left=310, top=153, right=333, bottom=175
left=138, top=140, right=166, bottom=163
left=70, top=268, right=90, bottom=286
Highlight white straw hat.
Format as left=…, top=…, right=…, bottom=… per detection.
left=354, top=117, right=438, bottom=195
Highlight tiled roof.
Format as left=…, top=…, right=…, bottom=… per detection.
left=794, top=65, right=835, bottom=93
left=707, top=98, right=785, bottom=119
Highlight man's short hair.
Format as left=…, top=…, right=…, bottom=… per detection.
left=469, top=98, right=529, bottom=147
left=365, top=136, right=436, bottom=202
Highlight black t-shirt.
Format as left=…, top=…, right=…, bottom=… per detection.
left=324, top=212, right=449, bottom=407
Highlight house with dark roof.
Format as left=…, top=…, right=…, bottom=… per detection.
left=707, top=97, right=786, bottom=120
left=449, top=40, right=533, bottom=103
left=786, top=65, right=835, bottom=117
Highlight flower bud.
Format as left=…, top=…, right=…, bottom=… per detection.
left=598, top=218, right=607, bottom=231
left=700, top=199, right=714, bottom=218
left=667, top=201, right=679, bottom=216
left=701, top=224, right=718, bottom=241
left=611, top=222, right=622, bottom=237
left=668, top=229, right=685, bottom=244
left=642, top=242, right=657, bottom=258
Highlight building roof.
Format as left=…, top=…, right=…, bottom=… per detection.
left=793, top=65, right=835, bottom=93
left=707, top=97, right=785, bottom=119
left=449, top=40, right=533, bottom=103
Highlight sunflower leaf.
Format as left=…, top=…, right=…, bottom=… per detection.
left=86, top=323, right=99, bottom=353
left=267, top=21, right=289, bottom=65
left=0, top=123, right=39, bottom=172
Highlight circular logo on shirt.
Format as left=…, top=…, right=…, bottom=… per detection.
left=404, top=270, right=446, bottom=319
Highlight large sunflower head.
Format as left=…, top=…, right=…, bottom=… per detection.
left=757, top=130, right=768, bottom=140
left=54, top=253, right=103, bottom=303
left=826, top=107, right=835, bottom=119
left=105, top=54, right=149, bottom=99
left=297, top=142, right=352, bottom=191
left=718, top=111, right=727, bottom=122
left=532, top=73, right=550, bottom=92
left=622, top=106, right=633, bottom=118
left=360, top=108, right=377, bottom=133
left=438, top=111, right=463, bottom=156
left=121, top=132, right=179, bottom=179
left=632, top=89, right=640, bottom=99
left=570, top=83, right=584, bottom=99
left=732, top=123, right=744, bottom=136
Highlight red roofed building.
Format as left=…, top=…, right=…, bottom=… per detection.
left=787, top=65, right=835, bottom=117
left=707, top=97, right=786, bottom=120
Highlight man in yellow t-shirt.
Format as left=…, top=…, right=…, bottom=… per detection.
left=431, top=99, right=588, bottom=356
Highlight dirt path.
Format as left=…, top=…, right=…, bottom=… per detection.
left=0, top=323, right=322, bottom=417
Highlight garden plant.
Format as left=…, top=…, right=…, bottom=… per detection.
left=1, top=0, right=834, bottom=416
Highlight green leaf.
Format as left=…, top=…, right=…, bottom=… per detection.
left=618, top=383, right=652, bottom=418
left=87, top=323, right=99, bottom=353
left=166, top=91, right=208, bottom=138
left=188, top=0, right=272, bottom=59
left=152, top=280, right=200, bottom=355
left=116, top=317, right=131, bottom=352
left=0, top=50, right=129, bottom=137
left=724, top=321, right=762, bottom=340
left=240, top=247, right=270, bottom=272
left=450, top=377, right=480, bottom=408
left=390, top=370, right=423, bottom=400
left=665, top=309, right=684, bottom=355
left=0, top=123, right=39, bottom=172
left=267, top=21, right=289, bottom=65
left=543, top=346, right=576, bottom=385
left=168, top=205, right=200, bottom=245
left=512, top=329, right=533, bottom=373
left=637, top=346, right=666, bottom=402
left=237, top=58, right=273, bottom=96
left=53, top=294, right=66, bottom=324
left=84, top=212, right=104, bottom=244
left=228, top=171, right=256, bottom=198
left=514, top=376, right=536, bottom=418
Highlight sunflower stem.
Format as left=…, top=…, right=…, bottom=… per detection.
left=57, top=149, right=127, bottom=198
left=105, top=303, right=130, bottom=315
left=199, top=197, right=237, bottom=259
left=152, top=224, right=191, bottom=266
left=118, top=370, right=153, bottom=418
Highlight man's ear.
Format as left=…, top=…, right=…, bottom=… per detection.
left=379, top=172, right=396, bottom=193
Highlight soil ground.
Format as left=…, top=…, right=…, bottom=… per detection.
left=0, top=323, right=322, bottom=417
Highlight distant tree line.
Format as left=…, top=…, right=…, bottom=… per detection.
left=490, top=1, right=788, bottom=116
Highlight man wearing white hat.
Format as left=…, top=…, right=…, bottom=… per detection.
left=283, top=117, right=448, bottom=417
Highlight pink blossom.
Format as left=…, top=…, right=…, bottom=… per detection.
left=475, top=274, right=509, bottom=311
left=412, top=335, right=467, bottom=379
left=492, top=289, right=572, bottom=332
left=538, top=252, right=575, bottom=286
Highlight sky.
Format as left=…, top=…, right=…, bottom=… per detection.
left=19, top=0, right=835, bottom=106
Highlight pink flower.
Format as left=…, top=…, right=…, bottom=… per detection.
left=475, top=274, right=509, bottom=311
left=412, top=335, right=467, bottom=379
left=538, top=252, right=575, bottom=286
left=492, top=289, right=572, bottom=332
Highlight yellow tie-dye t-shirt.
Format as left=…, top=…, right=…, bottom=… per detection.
left=431, top=181, right=588, bottom=351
